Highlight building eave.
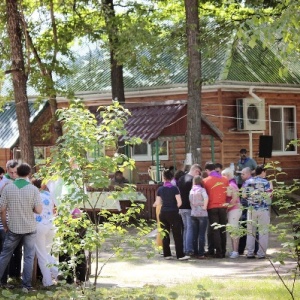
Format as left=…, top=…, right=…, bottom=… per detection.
left=54, top=81, right=300, bottom=104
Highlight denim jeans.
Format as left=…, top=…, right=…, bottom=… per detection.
left=191, top=216, right=208, bottom=256
left=0, top=230, right=37, bottom=288
left=179, top=209, right=193, bottom=254
left=0, top=229, right=9, bottom=284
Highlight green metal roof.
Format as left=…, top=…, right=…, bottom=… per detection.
left=2, top=32, right=300, bottom=98
left=0, top=102, right=47, bottom=148
left=64, top=34, right=300, bottom=94
left=224, top=39, right=300, bottom=84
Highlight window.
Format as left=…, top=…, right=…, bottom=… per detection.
left=270, top=106, right=297, bottom=154
left=34, top=147, right=46, bottom=164
left=132, top=141, right=168, bottom=161
left=87, top=144, right=105, bottom=161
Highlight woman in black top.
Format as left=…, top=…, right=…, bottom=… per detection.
left=153, top=170, right=190, bottom=260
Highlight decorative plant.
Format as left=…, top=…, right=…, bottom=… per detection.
left=38, top=99, right=156, bottom=289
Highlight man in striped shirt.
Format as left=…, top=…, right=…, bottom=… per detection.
left=0, top=163, right=42, bottom=292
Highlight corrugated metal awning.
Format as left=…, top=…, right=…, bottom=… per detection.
left=90, top=102, right=223, bottom=143
left=125, top=103, right=186, bottom=142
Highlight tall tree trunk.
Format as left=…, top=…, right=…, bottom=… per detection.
left=6, top=0, right=35, bottom=168
left=102, top=0, right=125, bottom=104
left=20, top=7, right=63, bottom=141
left=185, top=0, right=202, bottom=165
left=110, top=52, right=125, bottom=103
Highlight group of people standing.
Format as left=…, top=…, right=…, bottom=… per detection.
left=0, top=160, right=85, bottom=292
left=154, top=148, right=273, bottom=261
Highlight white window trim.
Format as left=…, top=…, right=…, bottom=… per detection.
left=132, top=142, right=169, bottom=161
left=87, top=144, right=105, bottom=161
left=269, top=105, right=297, bottom=155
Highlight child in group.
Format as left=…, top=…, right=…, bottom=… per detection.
left=189, top=175, right=209, bottom=259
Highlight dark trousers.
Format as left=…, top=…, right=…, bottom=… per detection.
left=238, top=208, right=247, bottom=254
left=160, top=210, right=185, bottom=259
left=238, top=209, right=259, bottom=255
left=59, top=251, right=87, bottom=284
left=9, top=241, right=22, bottom=278
left=207, top=222, right=214, bottom=254
left=207, top=208, right=227, bottom=257
left=0, top=229, right=9, bottom=284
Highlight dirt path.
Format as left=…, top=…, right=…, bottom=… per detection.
left=92, top=211, right=296, bottom=288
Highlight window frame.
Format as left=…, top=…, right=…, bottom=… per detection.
left=131, top=141, right=169, bottom=161
left=269, top=105, right=297, bottom=156
left=87, top=144, right=105, bottom=161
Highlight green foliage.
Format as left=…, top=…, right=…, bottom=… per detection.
left=224, top=159, right=300, bottom=300
left=1, top=276, right=300, bottom=299
left=38, top=100, right=155, bottom=288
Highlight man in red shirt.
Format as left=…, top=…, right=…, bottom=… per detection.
left=203, top=162, right=229, bottom=258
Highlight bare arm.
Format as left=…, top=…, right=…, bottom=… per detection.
left=230, top=187, right=239, bottom=205
left=153, top=196, right=162, bottom=207
left=33, top=204, right=43, bottom=214
left=33, top=188, right=43, bottom=214
left=202, top=196, right=208, bottom=210
left=176, top=194, right=182, bottom=208
left=0, top=207, right=8, bottom=232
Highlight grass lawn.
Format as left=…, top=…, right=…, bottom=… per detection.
left=1, top=277, right=299, bottom=299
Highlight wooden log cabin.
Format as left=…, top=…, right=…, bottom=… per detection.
left=1, top=29, right=300, bottom=220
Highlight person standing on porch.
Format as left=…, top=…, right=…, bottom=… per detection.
left=177, top=164, right=202, bottom=256
left=236, top=149, right=257, bottom=188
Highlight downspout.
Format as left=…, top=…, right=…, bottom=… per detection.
left=248, top=87, right=263, bottom=158
left=249, top=86, right=263, bottom=102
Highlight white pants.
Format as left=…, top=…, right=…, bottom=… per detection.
left=35, top=224, right=58, bottom=286
left=227, top=208, right=242, bottom=238
left=246, top=208, right=270, bottom=257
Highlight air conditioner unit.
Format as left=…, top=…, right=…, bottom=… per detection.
left=236, top=98, right=266, bottom=131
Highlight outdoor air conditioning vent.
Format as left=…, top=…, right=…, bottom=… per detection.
left=236, top=98, right=266, bottom=131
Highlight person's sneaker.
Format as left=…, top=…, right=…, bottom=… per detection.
left=21, top=286, right=36, bottom=293
left=164, top=256, right=173, bottom=260
left=0, top=283, right=15, bottom=289
left=196, top=255, right=206, bottom=259
left=257, top=256, right=266, bottom=259
left=204, top=252, right=215, bottom=258
left=7, top=277, right=21, bottom=285
left=229, top=251, right=239, bottom=259
left=41, top=284, right=57, bottom=291
left=247, top=255, right=256, bottom=259
left=178, top=255, right=190, bottom=261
